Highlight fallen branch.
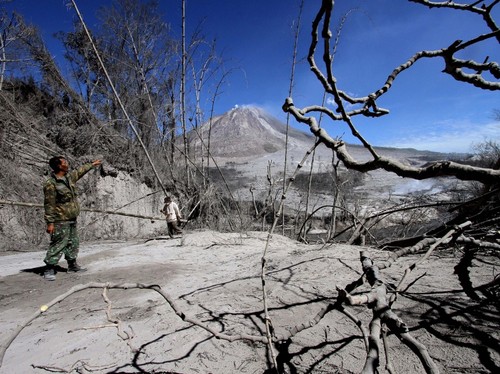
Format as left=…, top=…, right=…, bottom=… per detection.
left=31, top=360, right=117, bottom=373
left=67, top=323, right=118, bottom=333
left=278, top=301, right=370, bottom=351
left=382, top=326, right=396, bottom=374
left=379, top=220, right=472, bottom=271
left=278, top=271, right=370, bottom=350
left=378, top=238, right=438, bottom=270
left=102, top=287, right=136, bottom=352
left=336, top=251, right=440, bottom=374
left=393, top=221, right=472, bottom=295
left=0, top=282, right=269, bottom=370
left=0, top=200, right=163, bottom=221
left=455, top=234, right=500, bottom=250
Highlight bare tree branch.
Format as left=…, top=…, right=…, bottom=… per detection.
left=284, top=0, right=499, bottom=187
left=337, top=252, right=441, bottom=374
left=284, top=98, right=500, bottom=184
left=0, top=282, right=269, bottom=370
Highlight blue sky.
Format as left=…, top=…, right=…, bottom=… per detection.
left=4, top=0, right=500, bottom=153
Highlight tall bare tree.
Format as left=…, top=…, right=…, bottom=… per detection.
left=284, top=0, right=500, bottom=185
left=0, top=11, right=34, bottom=90
left=61, top=0, right=178, bottom=151
left=181, top=0, right=189, bottom=184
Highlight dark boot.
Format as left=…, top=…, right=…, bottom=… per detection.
left=44, top=265, right=56, bottom=281
left=67, top=259, right=87, bottom=272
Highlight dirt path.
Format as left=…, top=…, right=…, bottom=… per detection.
left=0, top=231, right=498, bottom=373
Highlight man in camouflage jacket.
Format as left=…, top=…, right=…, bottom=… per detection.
left=43, top=156, right=102, bottom=281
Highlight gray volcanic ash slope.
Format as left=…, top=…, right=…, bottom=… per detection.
left=189, top=106, right=312, bottom=158
left=188, top=106, right=468, bottom=205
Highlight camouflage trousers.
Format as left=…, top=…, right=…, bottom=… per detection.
left=44, top=221, right=80, bottom=266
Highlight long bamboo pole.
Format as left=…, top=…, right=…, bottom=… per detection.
left=69, top=0, right=167, bottom=195
left=0, top=200, right=163, bottom=221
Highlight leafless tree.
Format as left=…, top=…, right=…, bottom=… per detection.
left=61, top=0, right=178, bottom=151
left=282, top=0, right=305, bottom=235
left=278, top=1, right=500, bottom=371
left=0, top=11, right=34, bottom=90
left=283, top=0, right=500, bottom=185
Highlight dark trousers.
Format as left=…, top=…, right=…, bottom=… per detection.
left=167, top=220, right=183, bottom=237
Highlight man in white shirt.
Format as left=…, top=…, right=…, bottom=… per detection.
left=160, top=196, right=183, bottom=238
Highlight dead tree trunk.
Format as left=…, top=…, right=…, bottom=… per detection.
left=337, top=251, right=440, bottom=374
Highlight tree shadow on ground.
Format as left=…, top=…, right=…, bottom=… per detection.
left=402, top=290, right=500, bottom=372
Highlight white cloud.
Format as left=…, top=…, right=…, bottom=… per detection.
left=326, top=94, right=361, bottom=111
left=380, top=120, right=500, bottom=153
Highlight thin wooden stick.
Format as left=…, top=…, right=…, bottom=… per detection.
left=0, top=200, right=163, bottom=221
left=69, top=0, right=167, bottom=195
left=0, top=282, right=269, bottom=370
left=393, top=221, right=472, bottom=295
left=259, top=141, right=320, bottom=372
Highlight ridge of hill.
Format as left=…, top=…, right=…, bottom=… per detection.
left=189, top=105, right=457, bottom=162
left=189, top=106, right=312, bottom=158
left=188, top=105, right=470, bottom=209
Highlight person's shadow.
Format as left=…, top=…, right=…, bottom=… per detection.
left=20, top=265, right=68, bottom=276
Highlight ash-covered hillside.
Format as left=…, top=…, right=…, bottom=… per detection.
left=189, top=105, right=460, bottom=162
left=0, top=83, right=166, bottom=251
left=187, top=105, right=469, bottom=208
left=189, top=106, right=312, bottom=157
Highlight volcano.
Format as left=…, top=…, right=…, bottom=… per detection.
left=189, top=106, right=312, bottom=158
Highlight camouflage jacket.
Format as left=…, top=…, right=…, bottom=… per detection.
left=43, top=163, right=94, bottom=223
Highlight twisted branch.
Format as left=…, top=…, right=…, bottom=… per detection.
left=283, top=0, right=500, bottom=184
left=0, top=282, right=269, bottom=370
left=337, top=252, right=440, bottom=374
left=0, top=199, right=164, bottom=221
left=284, top=99, right=500, bottom=184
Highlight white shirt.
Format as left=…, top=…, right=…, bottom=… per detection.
left=162, top=201, right=181, bottom=222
